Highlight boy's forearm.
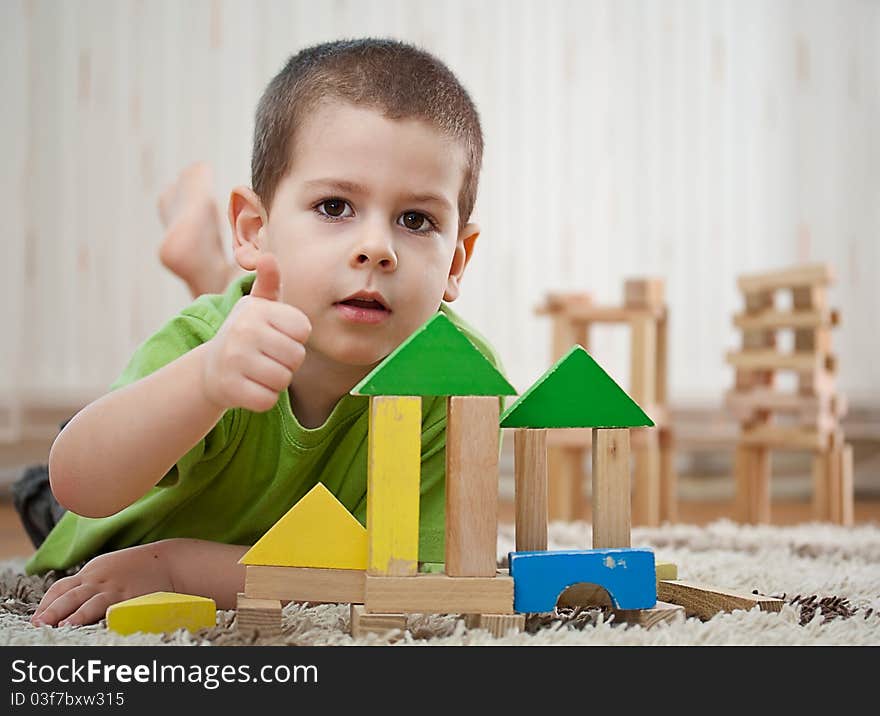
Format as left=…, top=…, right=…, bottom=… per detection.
left=49, top=343, right=227, bottom=517
left=162, top=539, right=248, bottom=610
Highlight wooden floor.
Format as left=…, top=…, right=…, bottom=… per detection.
left=2, top=496, right=880, bottom=562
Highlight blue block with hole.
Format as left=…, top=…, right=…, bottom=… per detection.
left=508, top=548, right=656, bottom=613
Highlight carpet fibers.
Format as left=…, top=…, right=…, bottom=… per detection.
left=2, top=519, right=878, bottom=646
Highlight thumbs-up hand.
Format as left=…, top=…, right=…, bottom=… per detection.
left=201, top=253, right=312, bottom=412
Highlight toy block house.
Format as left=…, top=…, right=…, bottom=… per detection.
left=500, top=344, right=654, bottom=551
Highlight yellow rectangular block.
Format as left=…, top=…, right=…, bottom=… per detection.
left=368, top=396, right=421, bottom=576
left=106, top=592, right=216, bottom=636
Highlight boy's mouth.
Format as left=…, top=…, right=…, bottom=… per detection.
left=335, top=291, right=391, bottom=324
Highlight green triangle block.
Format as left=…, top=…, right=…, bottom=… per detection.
left=351, top=312, right=517, bottom=396
left=500, top=345, right=654, bottom=428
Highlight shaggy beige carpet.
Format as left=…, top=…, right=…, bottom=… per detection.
left=2, top=519, right=878, bottom=646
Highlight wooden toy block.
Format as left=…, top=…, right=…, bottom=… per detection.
left=630, top=315, right=657, bottom=406
left=733, top=307, right=839, bottom=331
left=106, top=592, right=216, bottom=636
left=464, top=613, right=526, bottom=638
left=508, top=548, right=656, bottom=613
left=633, top=433, right=661, bottom=528
left=235, top=593, right=282, bottom=636
left=367, top=395, right=421, bottom=576
left=737, top=262, right=833, bottom=293
left=514, top=428, right=548, bottom=552
left=351, top=312, right=516, bottom=397
left=364, top=573, right=514, bottom=615
left=624, top=278, right=665, bottom=309
left=725, top=349, right=824, bottom=373
left=239, top=482, right=367, bottom=570
left=658, top=426, right=678, bottom=523
left=501, top=345, right=654, bottom=429
left=740, top=425, right=828, bottom=450
left=611, top=600, right=685, bottom=629
left=591, top=429, right=632, bottom=549
left=244, top=565, right=365, bottom=603
left=349, top=604, right=407, bottom=640
left=655, top=561, right=678, bottom=581
left=734, top=445, right=770, bottom=524
left=657, top=580, right=784, bottom=620
left=446, top=395, right=500, bottom=577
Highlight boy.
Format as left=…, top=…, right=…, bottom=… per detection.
left=29, top=37, right=505, bottom=628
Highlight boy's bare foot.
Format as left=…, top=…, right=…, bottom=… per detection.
left=158, top=162, right=239, bottom=298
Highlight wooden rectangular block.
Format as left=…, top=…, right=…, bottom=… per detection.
left=368, top=395, right=421, bottom=576
left=446, top=396, right=500, bottom=577
left=611, top=600, right=685, bottom=629
left=624, top=278, right=665, bottom=309
left=244, top=565, right=365, bottom=603
left=364, top=573, right=514, bottom=614
left=737, top=263, right=833, bottom=293
left=630, top=315, right=657, bottom=405
left=658, top=580, right=783, bottom=620
left=236, top=593, right=282, bottom=636
left=349, top=604, right=407, bottom=639
left=591, top=428, right=631, bottom=549
left=467, top=613, right=526, bottom=638
left=514, top=428, right=548, bottom=552
left=632, top=443, right=660, bottom=527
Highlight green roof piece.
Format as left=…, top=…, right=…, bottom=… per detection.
left=500, top=345, right=654, bottom=428
left=351, top=313, right=517, bottom=396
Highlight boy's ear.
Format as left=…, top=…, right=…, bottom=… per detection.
left=228, top=186, right=269, bottom=271
left=443, top=222, right=480, bottom=302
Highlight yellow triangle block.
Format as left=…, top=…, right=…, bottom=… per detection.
left=106, top=592, right=216, bottom=636
left=240, top=482, right=368, bottom=570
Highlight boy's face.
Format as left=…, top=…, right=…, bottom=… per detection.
left=230, top=100, right=479, bottom=369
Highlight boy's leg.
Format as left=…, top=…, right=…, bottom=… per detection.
left=157, top=161, right=244, bottom=298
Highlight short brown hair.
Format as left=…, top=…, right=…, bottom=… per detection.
left=252, top=38, right=483, bottom=230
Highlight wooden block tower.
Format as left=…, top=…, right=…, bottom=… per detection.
left=534, top=277, right=676, bottom=526
left=724, top=263, right=852, bottom=525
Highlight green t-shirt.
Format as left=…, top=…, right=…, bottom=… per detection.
left=25, top=274, right=507, bottom=575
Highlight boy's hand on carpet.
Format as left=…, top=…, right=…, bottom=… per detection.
left=31, top=542, right=175, bottom=628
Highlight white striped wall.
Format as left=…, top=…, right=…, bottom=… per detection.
left=2, top=0, right=878, bottom=431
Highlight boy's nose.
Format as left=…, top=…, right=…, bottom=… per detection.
left=352, top=230, right=398, bottom=271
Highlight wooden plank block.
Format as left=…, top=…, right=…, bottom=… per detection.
left=725, top=389, right=825, bottom=420
left=537, top=304, right=663, bottom=322
left=658, top=580, right=784, bottom=620
left=464, top=613, right=526, bottom=637
left=733, top=308, right=839, bottom=330
left=446, top=396, right=500, bottom=577
left=624, top=278, right=665, bottom=309
left=733, top=446, right=770, bottom=524
left=655, top=310, right=669, bottom=406
left=725, top=350, right=820, bottom=372
left=514, top=428, right=548, bottom=552
left=240, top=482, right=367, bottom=570
left=244, top=565, right=365, bottom=603
left=236, top=593, right=282, bottom=636
left=838, top=443, right=854, bottom=527
left=106, top=592, right=216, bottom=636
left=349, top=604, right=407, bottom=639
left=611, top=600, right=685, bottom=629
left=364, top=573, right=514, bottom=614
left=740, top=425, right=826, bottom=450
left=737, top=263, right=834, bottom=293
left=368, top=395, right=421, bottom=576
left=632, top=443, right=660, bottom=527
left=811, top=451, right=830, bottom=522
left=591, top=428, right=631, bottom=549
left=509, top=548, right=656, bottom=612
left=629, top=315, right=657, bottom=406
left=658, top=427, right=678, bottom=523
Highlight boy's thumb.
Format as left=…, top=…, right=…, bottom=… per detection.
left=250, top=253, right=282, bottom=301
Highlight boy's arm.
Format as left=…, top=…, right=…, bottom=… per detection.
left=48, top=342, right=225, bottom=517
left=49, top=253, right=310, bottom=518
left=32, top=538, right=248, bottom=627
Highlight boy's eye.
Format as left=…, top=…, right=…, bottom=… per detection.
left=317, top=199, right=351, bottom=218
left=400, top=212, right=430, bottom=232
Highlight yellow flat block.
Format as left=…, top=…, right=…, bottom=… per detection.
left=368, top=396, right=421, bottom=576
left=655, top=561, right=678, bottom=581
left=106, top=592, right=216, bottom=636
left=240, top=482, right=367, bottom=570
